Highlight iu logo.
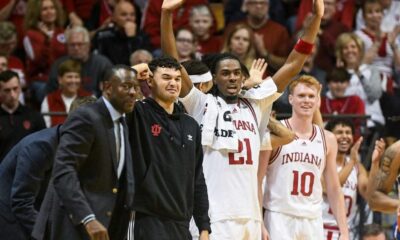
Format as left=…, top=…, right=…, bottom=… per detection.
left=151, top=124, right=162, bottom=137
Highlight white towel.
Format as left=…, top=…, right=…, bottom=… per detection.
left=201, top=95, right=238, bottom=151
left=201, top=78, right=279, bottom=151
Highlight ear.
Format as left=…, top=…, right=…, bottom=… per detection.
left=147, top=76, right=154, bottom=88
left=288, top=94, right=293, bottom=105
left=57, top=76, right=62, bottom=84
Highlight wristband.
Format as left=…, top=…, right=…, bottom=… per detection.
left=294, top=38, right=314, bottom=55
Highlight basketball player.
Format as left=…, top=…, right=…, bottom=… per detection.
left=368, top=140, right=400, bottom=238
left=322, top=120, right=385, bottom=239
left=263, top=76, right=349, bottom=239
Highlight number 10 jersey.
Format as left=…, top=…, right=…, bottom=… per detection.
left=264, top=119, right=327, bottom=219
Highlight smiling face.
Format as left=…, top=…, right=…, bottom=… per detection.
left=214, top=58, right=243, bottom=99
left=363, top=2, right=383, bottom=30
left=40, top=0, right=57, bottom=24
left=58, top=72, right=81, bottom=97
left=289, top=83, right=319, bottom=117
left=104, top=68, right=139, bottom=114
left=331, top=124, right=354, bottom=154
left=148, top=67, right=182, bottom=104
left=341, top=39, right=362, bottom=67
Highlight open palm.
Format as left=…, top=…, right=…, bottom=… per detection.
left=162, top=0, right=184, bottom=11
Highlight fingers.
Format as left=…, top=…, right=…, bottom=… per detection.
left=352, top=137, right=363, bottom=151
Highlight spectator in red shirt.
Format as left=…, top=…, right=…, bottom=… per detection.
left=41, top=59, right=91, bottom=127
left=189, top=4, right=222, bottom=55
left=321, top=67, right=365, bottom=139
left=23, top=0, right=66, bottom=104
left=0, top=0, right=28, bottom=52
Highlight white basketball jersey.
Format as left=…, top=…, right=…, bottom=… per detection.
left=322, top=158, right=359, bottom=230
left=203, top=99, right=262, bottom=223
left=264, top=119, right=327, bottom=218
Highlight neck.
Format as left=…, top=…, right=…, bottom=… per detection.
left=62, top=91, right=77, bottom=98
left=1, top=102, right=19, bottom=114
left=365, top=26, right=380, bottom=35
left=247, top=16, right=268, bottom=29
left=198, top=32, right=210, bottom=41
left=218, top=92, right=238, bottom=104
left=346, top=62, right=359, bottom=70
left=336, top=152, right=347, bottom=166
left=288, top=115, right=313, bottom=135
left=154, top=97, right=175, bottom=114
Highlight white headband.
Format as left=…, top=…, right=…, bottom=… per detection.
left=189, top=71, right=212, bottom=84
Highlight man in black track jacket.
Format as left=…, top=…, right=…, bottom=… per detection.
left=128, top=56, right=210, bottom=240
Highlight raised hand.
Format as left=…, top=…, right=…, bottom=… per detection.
left=313, top=0, right=324, bottom=18
left=124, top=21, right=137, bottom=37
left=244, top=58, right=268, bottom=89
left=350, top=137, right=363, bottom=163
left=371, top=138, right=386, bottom=165
left=161, top=0, right=184, bottom=11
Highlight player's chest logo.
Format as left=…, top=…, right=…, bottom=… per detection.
left=151, top=124, right=162, bottom=137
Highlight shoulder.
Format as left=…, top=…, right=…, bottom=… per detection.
left=94, top=27, right=116, bottom=40
left=322, top=129, right=337, bottom=150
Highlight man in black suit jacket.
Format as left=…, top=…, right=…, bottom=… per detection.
left=0, top=97, right=96, bottom=240
left=32, top=65, right=139, bottom=240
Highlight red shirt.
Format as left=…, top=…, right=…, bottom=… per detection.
left=142, top=0, right=207, bottom=48
left=46, top=89, right=91, bottom=126
left=321, top=95, right=366, bottom=139
left=24, top=28, right=66, bottom=83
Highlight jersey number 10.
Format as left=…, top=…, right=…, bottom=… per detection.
left=291, top=170, right=315, bottom=196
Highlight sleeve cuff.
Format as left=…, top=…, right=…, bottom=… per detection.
left=197, top=222, right=212, bottom=234
left=81, top=214, right=96, bottom=225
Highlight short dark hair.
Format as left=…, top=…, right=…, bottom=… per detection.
left=181, top=60, right=209, bottom=75
left=101, top=64, right=137, bottom=83
left=362, top=0, right=382, bottom=14
left=325, top=119, right=355, bottom=135
left=0, top=70, right=19, bottom=84
left=326, top=67, right=351, bottom=83
left=206, top=52, right=241, bottom=75
left=57, top=59, right=81, bottom=77
left=148, top=55, right=181, bottom=74
left=362, top=223, right=386, bottom=239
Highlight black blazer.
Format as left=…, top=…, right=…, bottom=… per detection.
left=0, top=126, right=59, bottom=240
left=32, top=98, right=134, bottom=240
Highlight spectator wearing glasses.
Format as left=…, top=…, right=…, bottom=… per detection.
left=47, top=26, right=112, bottom=97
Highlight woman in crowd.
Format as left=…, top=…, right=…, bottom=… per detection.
left=23, top=0, right=66, bottom=104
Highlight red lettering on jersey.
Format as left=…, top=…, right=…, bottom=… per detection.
left=282, top=152, right=322, bottom=168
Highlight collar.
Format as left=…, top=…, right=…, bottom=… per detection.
left=1, top=102, right=22, bottom=114
left=102, top=96, right=124, bottom=122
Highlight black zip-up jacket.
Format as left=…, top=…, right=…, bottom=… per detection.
left=128, top=98, right=210, bottom=232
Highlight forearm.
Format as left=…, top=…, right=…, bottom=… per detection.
left=391, top=44, right=400, bottom=70
left=160, top=9, right=178, bottom=60
left=369, top=191, right=400, bottom=213
left=272, top=13, right=322, bottom=92
left=338, top=161, right=356, bottom=186
left=160, top=7, right=192, bottom=97
left=268, top=118, right=295, bottom=148
left=327, top=187, right=349, bottom=236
